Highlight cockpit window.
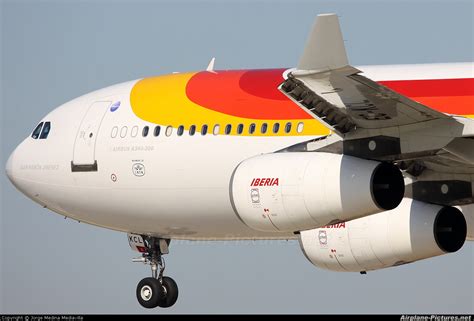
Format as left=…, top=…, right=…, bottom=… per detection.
left=39, top=122, right=51, bottom=139
left=31, top=122, right=44, bottom=139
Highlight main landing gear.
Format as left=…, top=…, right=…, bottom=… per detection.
left=130, top=235, right=178, bottom=308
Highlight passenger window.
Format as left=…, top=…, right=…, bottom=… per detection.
left=249, top=123, right=256, bottom=134
left=31, top=122, right=43, bottom=139
left=237, top=124, right=244, bottom=135
left=189, top=125, right=196, bottom=136
left=225, top=124, right=232, bottom=135
left=177, top=125, right=184, bottom=136
left=120, top=126, right=128, bottom=138
left=111, top=126, right=118, bottom=138
left=165, top=126, right=173, bottom=137
left=297, top=122, right=304, bottom=133
left=39, top=122, right=51, bottom=139
left=285, top=122, right=292, bottom=133
left=142, top=126, right=149, bottom=137
left=273, top=123, right=280, bottom=134
left=261, top=123, right=268, bottom=134
left=201, top=124, right=208, bottom=135
left=213, top=124, right=220, bottom=135
left=131, top=126, right=138, bottom=137
left=154, top=126, right=161, bottom=137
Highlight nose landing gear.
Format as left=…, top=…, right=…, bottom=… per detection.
left=129, top=234, right=179, bottom=308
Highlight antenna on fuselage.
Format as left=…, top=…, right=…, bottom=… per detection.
left=206, top=57, right=216, bottom=72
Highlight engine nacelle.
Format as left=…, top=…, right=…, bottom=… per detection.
left=298, top=198, right=467, bottom=272
left=230, top=152, right=404, bottom=232
left=457, top=204, right=474, bottom=241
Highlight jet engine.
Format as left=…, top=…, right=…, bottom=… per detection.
left=458, top=204, right=474, bottom=241
left=298, top=198, right=467, bottom=272
left=230, top=152, right=404, bottom=232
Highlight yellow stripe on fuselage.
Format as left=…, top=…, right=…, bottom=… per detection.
left=130, top=72, right=330, bottom=137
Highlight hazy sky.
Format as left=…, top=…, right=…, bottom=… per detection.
left=1, top=0, right=473, bottom=314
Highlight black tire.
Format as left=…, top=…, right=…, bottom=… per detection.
left=136, top=277, right=163, bottom=309
left=157, top=276, right=179, bottom=308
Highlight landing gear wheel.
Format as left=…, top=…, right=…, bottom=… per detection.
left=130, top=236, right=179, bottom=308
left=136, top=277, right=164, bottom=309
left=157, top=276, right=179, bottom=308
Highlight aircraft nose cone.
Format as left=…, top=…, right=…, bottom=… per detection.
left=5, top=148, right=15, bottom=183
left=5, top=143, right=40, bottom=201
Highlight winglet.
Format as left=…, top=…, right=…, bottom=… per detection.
left=206, top=57, right=216, bottom=71
left=297, top=14, right=349, bottom=71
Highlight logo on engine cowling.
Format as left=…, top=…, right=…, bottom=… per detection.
left=250, top=178, right=279, bottom=187
left=250, top=188, right=260, bottom=203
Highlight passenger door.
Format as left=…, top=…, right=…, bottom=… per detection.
left=72, top=101, right=111, bottom=171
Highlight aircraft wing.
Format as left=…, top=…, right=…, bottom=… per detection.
left=279, top=14, right=474, bottom=207
left=282, top=66, right=451, bottom=134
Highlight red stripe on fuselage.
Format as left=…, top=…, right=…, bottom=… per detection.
left=185, top=69, right=472, bottom=119
left=379, top=78, right=474, bottom=97
left=186, top=69, right=311, bottom=119
left=380, top=78, right=474, bottom=115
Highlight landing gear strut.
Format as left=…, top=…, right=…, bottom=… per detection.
left=130, top=235, right=179, bottom=308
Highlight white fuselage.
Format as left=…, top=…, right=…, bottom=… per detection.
left=5, top=63, right=474, bottom=240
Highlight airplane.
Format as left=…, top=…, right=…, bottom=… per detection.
left=5, top=13, right=474, bottom=309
